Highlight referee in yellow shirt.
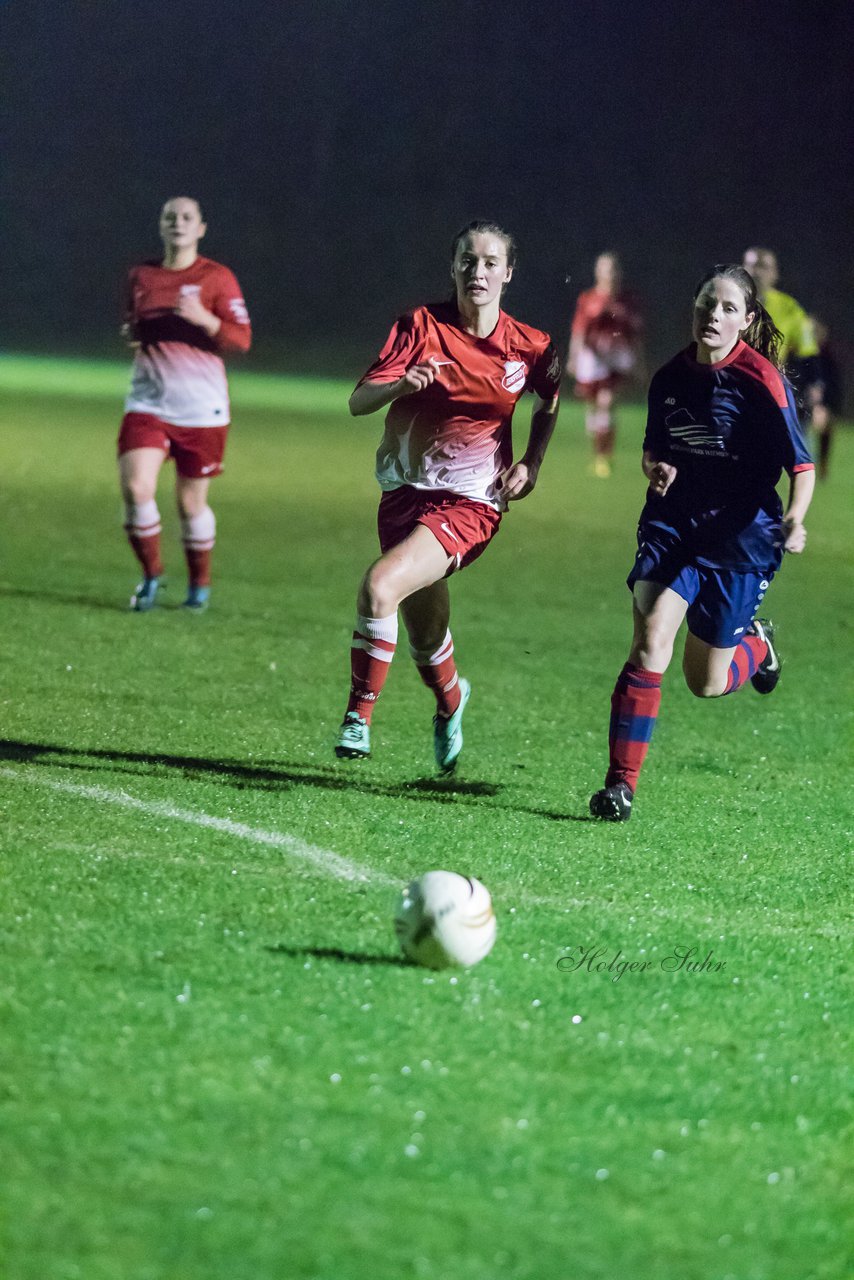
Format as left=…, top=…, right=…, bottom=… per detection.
left=743, top=248, right=822, bottom=414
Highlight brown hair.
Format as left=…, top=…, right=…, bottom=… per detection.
left=451, top=220, right=517, bottom=268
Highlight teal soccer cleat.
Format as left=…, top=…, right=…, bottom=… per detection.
left=433, top=677, right=471, bottom=774
left=183, top=585, right=211, bottom=611
left=335, top=712, right=371, bottom=759
left=129, top=577, right=161, bottom=612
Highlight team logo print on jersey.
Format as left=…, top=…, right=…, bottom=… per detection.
left=665, top=406, right=726, bottom=450
left=229, top=298, right=250, bottom=324
left=179, top=284, right=202, bottom=296
left=501, top=360, right=528, bottom=393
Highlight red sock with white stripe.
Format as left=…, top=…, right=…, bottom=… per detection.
left=181, top=506, right=216, bottom=587
left=346, top=613, right=398, bottom=722
left=124, top=500, right=163, bottom=578
left=723, top=634, right=767, bottom=694
left=410, top=629, right=462, bottom=718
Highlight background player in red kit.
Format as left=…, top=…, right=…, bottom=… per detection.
left=568, top=252, right=644, bottom=477
left=336, top=220, right=562, bottom=771
left=118, top=196, right=251, bottom=611
left=589, top=265, right=814, bottom=821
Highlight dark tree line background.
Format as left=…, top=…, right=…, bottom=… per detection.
left=5, top=0, right=852, bottom=381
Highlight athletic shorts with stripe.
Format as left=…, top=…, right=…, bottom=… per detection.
left=377, top=486, right=501, bottom=576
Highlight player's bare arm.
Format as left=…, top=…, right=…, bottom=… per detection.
left=349, top=359, right=442, bottom=416
left=781, top=468, right=815, bottom=553
left=501, top=391, right=560, bottom=501
left=174, top=292, right=222, bottom=337
left=642, top=450, right=677, bottom=497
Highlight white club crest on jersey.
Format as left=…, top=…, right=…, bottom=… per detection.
left=179, top=284, right=202, bottom=296
left=501, top=360, right=528, bottom=393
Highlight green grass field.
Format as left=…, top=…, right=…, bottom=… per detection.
left=1, top=354, right=852, bottom=1280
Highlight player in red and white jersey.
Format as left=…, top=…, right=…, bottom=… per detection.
left=118, top=196, right=251, bottom=611
left=568, top=252, right=644, bottom=477
left=335, top=220, right=562, bottom=771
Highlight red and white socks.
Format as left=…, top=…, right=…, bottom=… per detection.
left=345, top=620, right=464, bottom=724
left=346, top=613, right=399, bottom=722
left=587, top=407, right=615, bottom=456
left=410, top=629, right=462, bottom=719
left=181, top=506, right=216, bottom=588
left=124, top=500, right=163, bottom=579
left=125, top=502, right=217, bottom=588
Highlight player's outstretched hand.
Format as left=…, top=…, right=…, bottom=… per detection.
left=782, top=518, right=807, bottom=553
left=500, top=461, right=536, bottom=502
left=646, top=461, right=677, bottom=497
left=395, top=358, right=443, bottom=397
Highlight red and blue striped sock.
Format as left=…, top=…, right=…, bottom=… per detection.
left=723, top=634, right=767, bottom=694
left=605, top=663, right=663, bottom=792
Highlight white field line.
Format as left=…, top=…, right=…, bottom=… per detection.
left=0, top=767, right=391, bottom=885
left=1, top=767, right=838, bottom=938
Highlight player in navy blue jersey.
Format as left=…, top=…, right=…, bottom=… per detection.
left=589, top=264, right=815, bottom=821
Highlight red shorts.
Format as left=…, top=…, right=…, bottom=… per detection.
left=117, top=413, right=229, bottom=479
left=377, top=486, right=501, bottom=575
left=574, top=374, right=628, bottom=402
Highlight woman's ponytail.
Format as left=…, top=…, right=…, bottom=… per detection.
left=743, top=302, right=785, bottom=371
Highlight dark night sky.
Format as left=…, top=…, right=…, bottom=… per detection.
left=5, top=0, right=853, bottom=373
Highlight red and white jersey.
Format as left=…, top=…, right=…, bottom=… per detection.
left=358, top=302, right=561, bottom=510
left=123, top=256, right=251, bottom=427
left=571, top=287, right=642, bottom=383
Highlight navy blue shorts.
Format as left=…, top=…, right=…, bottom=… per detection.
left=628, top=534, right=775, bottom=648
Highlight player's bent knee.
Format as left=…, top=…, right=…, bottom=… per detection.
left=684, top=671, right=725, bottom=698
left=359, top=565, right=399, bottom=619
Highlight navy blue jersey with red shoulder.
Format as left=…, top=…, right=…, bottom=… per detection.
left=641, top=341, right=813, bottom=570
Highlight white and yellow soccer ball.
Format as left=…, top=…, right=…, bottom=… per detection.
left=394, top=870, right=497, bottom=969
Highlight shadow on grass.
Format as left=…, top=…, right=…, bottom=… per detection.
left=0, top=584, right=124, bottom=612
left=264, top=943, right=412, bottom=967
left=0, top=737, right=592, bottom=821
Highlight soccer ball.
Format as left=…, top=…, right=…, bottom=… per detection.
left=394, top=871, right=497, bottom=969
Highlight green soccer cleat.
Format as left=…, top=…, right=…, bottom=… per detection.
left=129, top=577, right=161, bottom=612
left=749, top=618, right=781, bottom=694
left=182, top=585, right=211, bottom=611
left=433, top=677, right=471, bottom=774
left=335, top=712, right=371, bottom=759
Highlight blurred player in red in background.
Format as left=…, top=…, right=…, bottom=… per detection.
left=567, top=252, right=644, bottom=477
left=335, top=220, right=562, bottom=772
left=589, top=264, right=814, bottom=822
left=118, top=197, right=251, bottom=611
